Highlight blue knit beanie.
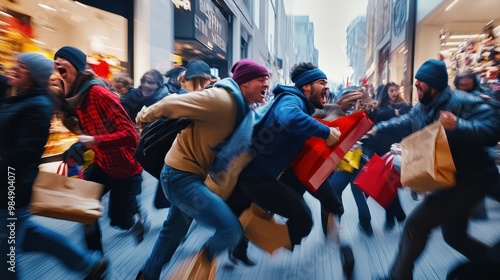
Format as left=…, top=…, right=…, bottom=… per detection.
left=17, top=52, right=54, bottom=87
left=415, top=59, right=448, bottom=91
left=54, top=46, right=87, bottom=72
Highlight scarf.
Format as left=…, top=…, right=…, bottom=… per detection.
left=208, top=78, right=252, bottom=178
left=60, top=74, right=105, bottom=134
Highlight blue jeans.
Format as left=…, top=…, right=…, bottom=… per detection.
left=0, top=207, right=101, bottom=280
left=328, top=170, right=372, bottom=227
left=142, top=164, right=243, bottom=280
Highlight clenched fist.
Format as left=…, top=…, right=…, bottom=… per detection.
left=326, top=127, right=341, bottom=146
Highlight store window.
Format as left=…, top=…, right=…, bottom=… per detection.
left=0, top=0, right=127, bottom=77
left=414, top=1, right=500, bottom=94
left=0, top=0, right=128, bottom=159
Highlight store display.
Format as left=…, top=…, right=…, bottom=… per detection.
left=42, top=117, right=78, bottom=158
left=439, top=22, right=500, bottom=88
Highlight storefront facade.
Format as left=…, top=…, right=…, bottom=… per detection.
left=414, top=0, right=500, bottom=102
left=173, top=0, right=231, bottom=77
left=366, top=0, right=499, bottom=104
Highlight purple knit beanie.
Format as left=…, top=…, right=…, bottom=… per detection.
left=231, top=58, right=269, bottom=84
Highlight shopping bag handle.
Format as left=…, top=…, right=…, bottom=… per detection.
left=56, top=162, right=67, bottom=176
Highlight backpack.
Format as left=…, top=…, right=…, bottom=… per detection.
left=134, top=118, right=192, bottom=180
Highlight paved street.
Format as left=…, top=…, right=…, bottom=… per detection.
left=21, top=164, right=500, bottom=280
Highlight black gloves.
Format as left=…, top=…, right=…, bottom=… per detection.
left=62, top=142, right=86, bottom=166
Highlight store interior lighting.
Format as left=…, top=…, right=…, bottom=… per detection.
left=445, top=0, right=460, bottom=12
left=448, top=34, right=485, bottom=40
left=0, top=10, right=12, bottom=18
left=38, top=4, right=57, bottom=12
left=74, top=1, right=88, bottom=8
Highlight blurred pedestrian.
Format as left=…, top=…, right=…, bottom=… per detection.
left=164, top=66, right=185, bottom=93
left=454, top=70, right=493, bottom=220
left=135, top=58, right=270, bottom=280
left=121, top=69, right=169, bottom=123
left=371, top=82, right=411, bottom=230
left=111, top=73, right=136, bottom=98
left=178, top=60, right=212, bottom=93
left=52, top=46, right=148, bottom=254
left=0, top=52, right=108, bottom=280
left=373, top=59, right=500, bottom=280
left=150, top=59, right=212, bottom=210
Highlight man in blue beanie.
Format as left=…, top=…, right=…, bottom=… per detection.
left=371, top=59, right=500, bottom=279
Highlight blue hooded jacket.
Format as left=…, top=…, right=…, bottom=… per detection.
left=240, top=84, right=331, bottom=181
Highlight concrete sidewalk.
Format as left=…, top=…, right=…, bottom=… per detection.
left=21, top=169, right=500, bottom=279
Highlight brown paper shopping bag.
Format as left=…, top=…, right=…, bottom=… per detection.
left=238, top=203, right=292, bottom=254
left=30, top=170, right=104, bottom=224
left=205, top=152, right=253, bottom=199
left=400, top=121, right=456, bottom=193
left=166, top=249, right=216, bottom=280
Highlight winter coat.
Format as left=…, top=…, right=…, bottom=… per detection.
left=240, top=84, right=330, bottom=182
left=121, top=85, right=170, bottom=123
left=0, top=75, right=54, bottom=208
left=375, top=87, right=500, bottom=185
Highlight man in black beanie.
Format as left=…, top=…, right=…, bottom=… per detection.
left=370, top=59, right=500, bottom=280
left=52, top=46, right=149, bottom=254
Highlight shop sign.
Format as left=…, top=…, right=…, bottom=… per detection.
left=174, top=0, right=229, bottom=58
left=172, top=0, right=192, bottom=11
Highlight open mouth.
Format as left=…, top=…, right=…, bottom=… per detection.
left=260, top=90, right=266, bottom=97
left=321, top=91, right=327, bottom=103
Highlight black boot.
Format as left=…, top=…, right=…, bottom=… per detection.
left=85, top=258, right=109, bottom=280
left=340, top=244, right=355, bottom=279
left=229, top=238, right=256, bottom=266
left=130, top=212, right=150, bottom=244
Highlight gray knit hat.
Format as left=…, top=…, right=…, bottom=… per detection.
left=17, top=52, right=54, bottom=87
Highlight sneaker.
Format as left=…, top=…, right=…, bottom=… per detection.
left=84, top=258, right=109, bottom=280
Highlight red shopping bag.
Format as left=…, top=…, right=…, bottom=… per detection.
left=291, top=111, right=374, bottom=192
left=353, top=153, right=401, bottom=208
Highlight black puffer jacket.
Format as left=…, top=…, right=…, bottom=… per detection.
left=0, top=75, right=54, bottom=208
left=375, top=87, right=500, bottom=183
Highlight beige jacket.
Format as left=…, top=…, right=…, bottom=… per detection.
left=137, top=87, right=238, bottom=179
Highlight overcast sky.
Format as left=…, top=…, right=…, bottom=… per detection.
left=283, top=0, right=368, bottom=84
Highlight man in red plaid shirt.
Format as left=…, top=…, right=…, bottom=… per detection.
left=51, top=46, right=147, bottom=254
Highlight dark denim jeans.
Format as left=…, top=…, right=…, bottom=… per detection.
left=142, top=164, right=242, bottom=280
left=390, top=173, right=498, bottom=280
left=83, top=163, right=143, bottom=253
left=0, top=207, right=100, bottom=280
left=328, top=169, right=372, bottom=227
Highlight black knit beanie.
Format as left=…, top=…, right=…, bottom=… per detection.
left=54, top=46, right=87, bottom=73
left=415, top=59, right=448, bottom=91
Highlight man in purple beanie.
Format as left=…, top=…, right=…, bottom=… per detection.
left=135, top=58, right=270, bottom=280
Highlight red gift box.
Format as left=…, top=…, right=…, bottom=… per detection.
left=291, top=111, right=374, bottom=192
left=353, top=153, right=401, bottom=208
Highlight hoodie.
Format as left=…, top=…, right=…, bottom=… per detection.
left=240, top=84, right=331, bottom=181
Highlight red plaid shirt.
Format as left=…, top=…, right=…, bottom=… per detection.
left=76, top=85, right=142, bottom=179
